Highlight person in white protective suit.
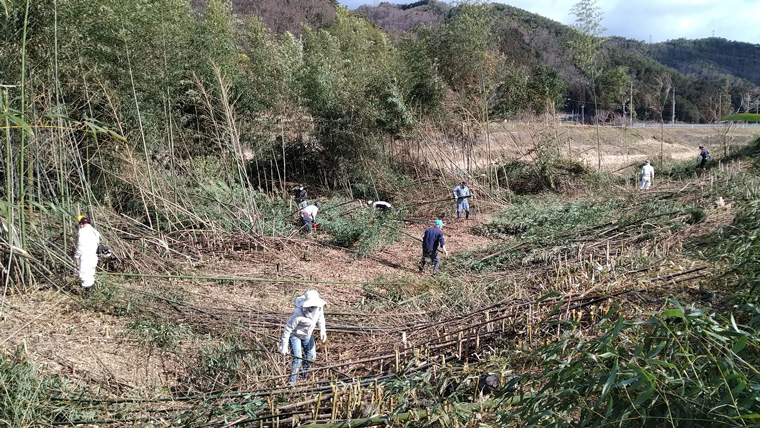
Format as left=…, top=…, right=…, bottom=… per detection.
left=639, top=160, right=655, bottom=191
left=74, top=215, right=101, bottom=292
left=279, top=290, right=327, bottom=386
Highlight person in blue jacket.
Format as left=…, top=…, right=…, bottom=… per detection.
left=419, top=220, right=448, bottom=273
left=697, top=145, right=711, bottom=172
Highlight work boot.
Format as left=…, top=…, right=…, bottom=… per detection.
left=466, top=212, right=470, bottom=220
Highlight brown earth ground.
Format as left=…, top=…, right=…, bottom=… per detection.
left=0, top=124, right=756, bottom=397
left=0, top=213, right=494, bottom=392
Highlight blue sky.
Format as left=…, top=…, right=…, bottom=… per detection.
left=338, top=1, right=760, bottom=44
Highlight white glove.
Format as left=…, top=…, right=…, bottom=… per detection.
left=279, top=344, right=288, bottom=355
left=443, top=248, right=448, bottom=256
left=320, top=330, right=327, bottom=342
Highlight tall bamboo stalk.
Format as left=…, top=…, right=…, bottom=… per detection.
left=124, top=32, right=159, bottom=230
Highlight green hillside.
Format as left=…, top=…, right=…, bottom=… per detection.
left=356, top=1, right=760, bottom=123
left=647, top=37, right=760, bottom=86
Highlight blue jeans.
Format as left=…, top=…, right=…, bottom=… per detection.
left=457, top=198, right=470, bottom=217
left=289, top=335, right=316, bottom=385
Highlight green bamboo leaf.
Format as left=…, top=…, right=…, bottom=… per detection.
left=686, top=308, right=707, bottom=317
left=600, top=361, right=618, bottom=400
left=84, top=120, right=107, bottom=133
left=5, top=114, right=33, bottom=135
left=599, top=316, right=625, bottom=347
left=731, top=314, right=745, bottom=334
left=107, top=129, right=127, bottom=142
left=732, top=336, right=749, bottom=353
left=645, top=358, right=676, bottom=369
left=647, top=341, right=667, bottom=358
left=661, top=309, right=684, bottom=318
left=633, top=385, right=655, bottom=406
left=732, top=381, right=747, bottom=396
left=537, top=291, right=560, bottom=303
left=733, top=414, right=760, bottom=420
left=614, top=376, right=639, bottom=388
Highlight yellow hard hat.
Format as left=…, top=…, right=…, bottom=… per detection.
left=77, top=215, right=89, bottom=224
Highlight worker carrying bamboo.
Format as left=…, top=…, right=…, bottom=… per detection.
left=279, top=290, right=327, bottom=386
left=419, top=220, right=447, bottom=274
left=639, top=160, right=654, bottom=191
left=452, top=181, right=471, bottom=219
left=697, top=145, right=711, bottom=172
left=74, top=215, right=101, bottom=293
left=293, top=184, right=308, bottom=209
left=300, top=202, right=321, bottom=233
left=367, top=200, right=392, bottom=213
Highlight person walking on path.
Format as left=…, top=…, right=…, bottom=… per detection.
left=367, top=200, right=392, bottom=213
left=74, top=215, right=101, bottom=293
left=279, top=290, right=327, bottom=386
left=452, top=182, right=471, bottom=219
left=294, top=184, right=308, bottom=209
left=639, top=160, right=655, bottom=191
left=300, top=202, right=321, bottom=233
left=697, top=146, right=711, bottom=173
left=419, top=220, right=448, bottom=274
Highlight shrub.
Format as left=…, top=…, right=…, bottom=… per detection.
left=184, top=337, right=267, bottom=390
left=494, top=158, right=603, bottom=195
left=0, top=349, right=73, bottom=427
left=510, top=302, right=760, bottom=427
left=318, top=202, right=403, bottom=256
left=126, top=317, right=193, bottom=350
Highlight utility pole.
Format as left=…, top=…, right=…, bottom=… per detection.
left=629, top=80, right=633, bottom=126
left=671, top=86, right=676, bottom=124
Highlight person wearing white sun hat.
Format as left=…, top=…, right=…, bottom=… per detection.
left=279, top=290, right=327, bottom=385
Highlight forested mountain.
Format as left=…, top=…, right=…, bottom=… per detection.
left=356, top=1, right=450, bottom=33
left=356, top=1, right=760, bottom=122
left=647, top=38, right=760, bottom=87
left=191, top=0, right=338, bottom=33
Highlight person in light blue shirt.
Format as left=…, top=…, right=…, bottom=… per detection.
left=452, top=181, right=471, bottom=219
